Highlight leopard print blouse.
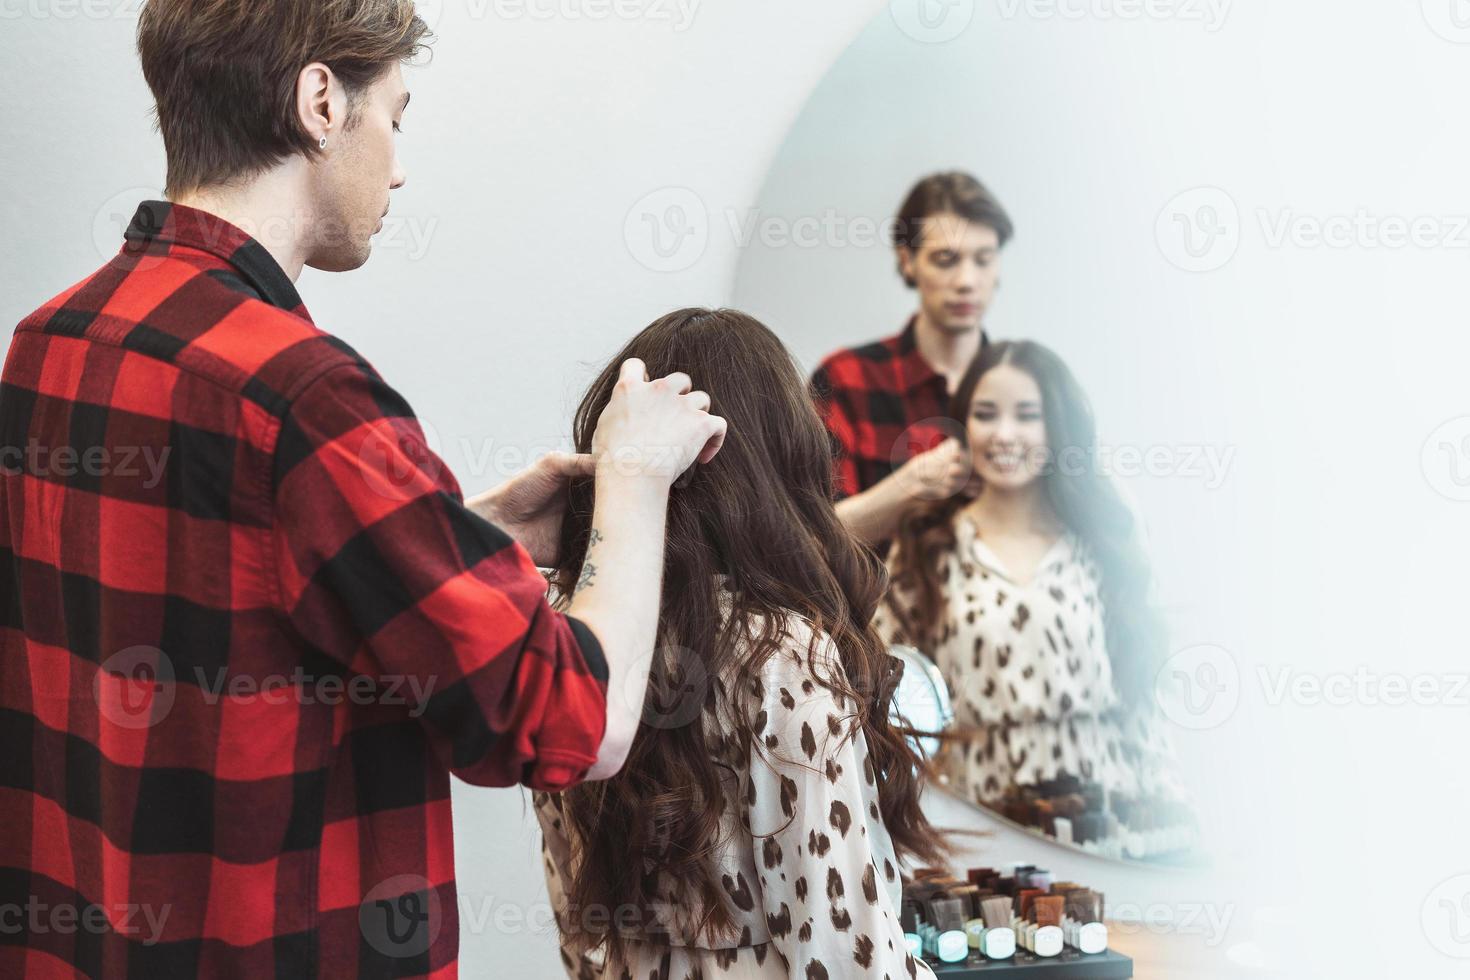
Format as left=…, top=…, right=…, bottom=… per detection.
left=874, top=512, right=1189, bottom=813
left=534, top=607, right=933, bottom=980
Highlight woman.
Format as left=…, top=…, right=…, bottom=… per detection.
left=536, top=309, right=948, bottom=979
left=877, top=340, right=1195, bottom=858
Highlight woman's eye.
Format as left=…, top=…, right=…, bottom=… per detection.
left=392, top=122, right=403, bottom=133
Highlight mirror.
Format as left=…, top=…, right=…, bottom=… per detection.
left=742, top=6, right=1233, bottom=868
left=888, top=643, right=954, bottom=761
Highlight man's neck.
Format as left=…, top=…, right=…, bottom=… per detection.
left=913, top=309, right=983, bottom=393
left=172, top=167, right=314, bottom=282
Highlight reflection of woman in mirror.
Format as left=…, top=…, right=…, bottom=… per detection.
left=535, top=309, right=948, bottom=978
left=875, top=340, right=1197, bottom=860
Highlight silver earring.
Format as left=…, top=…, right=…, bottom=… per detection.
left=319, top=135, right=328, bottom=149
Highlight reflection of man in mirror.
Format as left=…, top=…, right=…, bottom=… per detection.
left=809, top=171, right=1012, bottom=552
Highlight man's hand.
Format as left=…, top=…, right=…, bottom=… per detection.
left=467, top=451, right=596, bottom=567
left=590, top=358, right=726, bottom=482
left=893, top=437, right=972, bottom=502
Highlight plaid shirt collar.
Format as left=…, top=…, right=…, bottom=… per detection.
left=125, top=200, right=313, bottom=322
left=890, top=314, right=986, bottom=396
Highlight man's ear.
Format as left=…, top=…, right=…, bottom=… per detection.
left=296, top=62, right=343, bottom=146
left=896, top=246, right=917, bottom=288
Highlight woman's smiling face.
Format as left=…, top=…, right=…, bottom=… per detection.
left=966, top=363, right=1048, bottom=491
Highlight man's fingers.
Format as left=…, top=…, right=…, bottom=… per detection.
left=618, top=358, right=649, bottom=385
left=696, top=415, right=728, bottom=465
left=542, top=451, right=597, bottom=479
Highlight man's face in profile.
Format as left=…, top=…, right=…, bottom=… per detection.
left=307, top=63, right=411, bottom=272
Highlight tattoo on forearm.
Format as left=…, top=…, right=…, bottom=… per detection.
left=575, top=527, right=604, bottom=594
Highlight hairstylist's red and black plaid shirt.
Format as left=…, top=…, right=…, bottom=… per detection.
left=0, top=201, right=609, bottom=979
left=809, top=316, right=988, bottom=500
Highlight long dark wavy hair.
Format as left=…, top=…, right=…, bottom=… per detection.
left=888, top=340, right=1165, bottom=705
left=547, top=308, right=950, bottom=963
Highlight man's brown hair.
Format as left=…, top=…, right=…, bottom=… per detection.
left=137, top=0, right=432, bottom=197
left=893, top=171, right=1014, bottom=286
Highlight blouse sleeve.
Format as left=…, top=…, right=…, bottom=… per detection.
left=742, top=630, right=935, bottom=980
left=533, top=791, right=604, bottom=980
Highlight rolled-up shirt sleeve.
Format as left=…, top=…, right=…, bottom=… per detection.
left=270, top=360, right=608, bottom=791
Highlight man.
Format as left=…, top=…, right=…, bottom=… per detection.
left=0, top=1, right=724, bottom=976
left=810, top=171, right=1013, bottom=549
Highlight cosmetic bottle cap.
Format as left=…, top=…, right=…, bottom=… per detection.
left=983, top=926, right=1016, bottom=959
left=1034, top=924, right=1064, bottom=957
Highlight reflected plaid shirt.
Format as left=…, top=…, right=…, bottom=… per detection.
left=0, top=201, right=609, bottom=979
left=808, top=317, right=988, bottom=500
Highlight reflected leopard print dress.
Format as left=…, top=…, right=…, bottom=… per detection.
left=874, top=513, right=1189, bottom=818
